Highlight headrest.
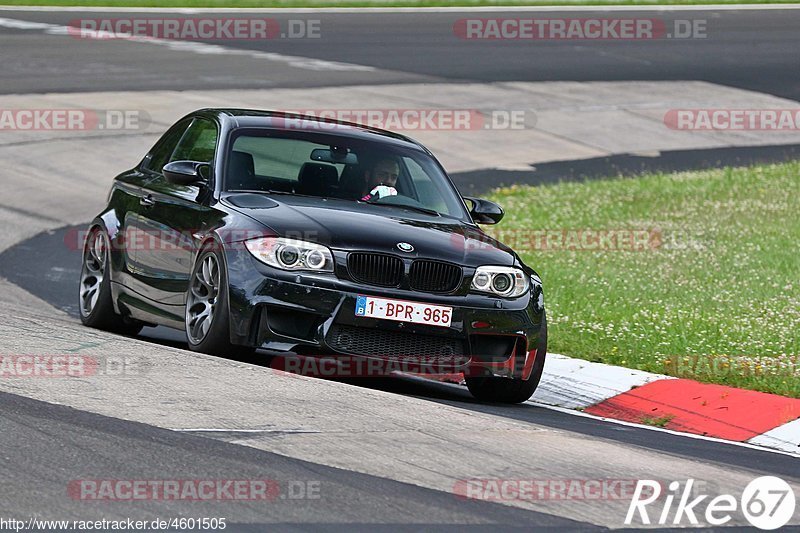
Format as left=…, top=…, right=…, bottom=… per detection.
left=297, top=162, right=338, bottom=195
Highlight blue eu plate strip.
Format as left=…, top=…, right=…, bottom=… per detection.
left=355, top=295, right=367, bottom=316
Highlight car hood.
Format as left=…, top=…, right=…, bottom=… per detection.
left=223, top=193, right=517, bottom=267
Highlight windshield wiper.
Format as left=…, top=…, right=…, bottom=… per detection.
left=231, top=189, right=295, bottom=196
left=261, top=189, right=295, bottom=195
left=366, top=202, right=441, bottom=217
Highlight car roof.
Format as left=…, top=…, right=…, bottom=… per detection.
left=195, top=108, right=430, bottom=153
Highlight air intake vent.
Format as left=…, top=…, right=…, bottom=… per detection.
left=347, top=253, right=403, bottom=287
left=409, top=260, right=462, bottom=293
left=327, top=324, right=467, bottom=360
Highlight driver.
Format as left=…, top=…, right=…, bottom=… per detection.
left=360, top=158, right=400, bottom=201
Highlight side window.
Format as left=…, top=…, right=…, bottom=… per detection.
left=144, top=119, right=191, bottom=174
left=171, top=118, right=218, bottom=164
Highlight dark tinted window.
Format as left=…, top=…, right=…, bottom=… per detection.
left=171, top=118, right=218, bottom=164
left=225, top=130, right=469, bottom=220
left=145, top=119, right=191, bottom=174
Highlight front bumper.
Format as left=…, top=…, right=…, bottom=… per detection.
left=225, top=247, right=545, bottom=380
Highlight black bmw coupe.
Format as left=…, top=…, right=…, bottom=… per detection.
left=79, top=109, right=546, bottom=403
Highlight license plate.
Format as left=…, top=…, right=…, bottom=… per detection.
left=355, top=295, right=452, bottom=328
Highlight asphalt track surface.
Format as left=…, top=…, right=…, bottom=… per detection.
left=0, top=225, right=797, bottom=515
left=3, top=7, right=800, bottom=186
left=1, top=391, right=597, bottom=531
left=453, top=142, right=800, bottom=194
left=1, top=6, right=799, bottom=531
left=1, top=8, right=799, bottom=101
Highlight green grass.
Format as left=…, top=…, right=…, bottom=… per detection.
left=641, top=414, right=675, bottom=428
left=485, top=162, right=800, bottom=398
left=0, top=0, right=794, bottom=7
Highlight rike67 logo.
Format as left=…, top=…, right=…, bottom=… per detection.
left=626, top=477, right=796, bottom=529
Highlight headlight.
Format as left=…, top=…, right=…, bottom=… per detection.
left=470, top=266, right=528, bottom=297
left=245, top=237, right=334, bottom=272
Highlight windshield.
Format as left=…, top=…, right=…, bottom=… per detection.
left=224, top=129, right=469, bottom=220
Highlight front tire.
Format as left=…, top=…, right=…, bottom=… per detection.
left=185, top=245, right=253, bottom=358
left=79, top=225, right=143, bottom=336
left=466, top=312, right=547, bottom=404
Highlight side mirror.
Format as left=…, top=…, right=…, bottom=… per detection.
left=163, top=160, right=210, bottom=186
left=464, top=196, right=504, bottom=224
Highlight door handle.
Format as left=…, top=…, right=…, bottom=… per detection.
left=139, top=195, right=155, bottom=208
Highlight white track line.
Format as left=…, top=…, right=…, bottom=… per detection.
left=0, top=16, right=374, bottom=72
left=402, top=374, right=800, bottom=458
left=171, top=428, right=321, bottom=434
left=2, top=4, right=800, bottom=12
left=529, top=401, right=800, bottom=459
